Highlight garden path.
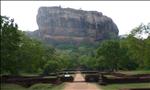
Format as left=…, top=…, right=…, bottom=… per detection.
left=64, top=71, right=101, bottom=90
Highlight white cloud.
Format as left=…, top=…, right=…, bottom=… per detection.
left=1, top=1, right=150, bottom=35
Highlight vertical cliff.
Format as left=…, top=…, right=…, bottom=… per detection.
left=30, top=6, right=119, bottom=46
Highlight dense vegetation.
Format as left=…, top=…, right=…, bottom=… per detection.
left=1, top=15, right=150, bottom=75
left=80, top=23, right=150, bottom=71
left=0, top=16, right=77, bottom=75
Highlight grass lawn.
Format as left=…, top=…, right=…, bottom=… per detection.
left=100, top=83, right=150, bottom=90
left=118, top=70, right=150, bottom=75
left=1, top=83, right=65, bottom=90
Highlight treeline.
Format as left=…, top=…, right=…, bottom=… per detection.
left=1, top=16, right=150, bottom=75
left=0, top=16, right=77, bottom=75
left=79, top=23, right=150, bottom=71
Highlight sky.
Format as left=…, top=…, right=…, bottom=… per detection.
left=1, top=1, right=150, bottom=35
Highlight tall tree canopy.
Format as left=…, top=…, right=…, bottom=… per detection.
left=1, top=16, right=21, bottom=74
left=1, top=16, right=69, bottom=75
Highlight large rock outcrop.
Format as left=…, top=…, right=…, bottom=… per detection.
left=30, top=6, right=119, bottom=46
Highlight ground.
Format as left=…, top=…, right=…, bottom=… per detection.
left=63, top=71, right=101, bottom=90
left=1, top=70, right=150, bottom=90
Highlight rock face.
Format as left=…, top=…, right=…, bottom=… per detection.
left=33, top=6, right=119, bottom=46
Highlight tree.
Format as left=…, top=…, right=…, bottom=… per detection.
left=143, top=37, right=150, bottom=69
left=130, top=23, right=150, bottom=39
left=16, top=34, right=48, bottom=73
left=78, top=55, right=96, bottom=70
left=1, top=16, right=21, bottom=74
left=120, top=23, right=150, bottom=69
left=1, top=16, right=58, bottom=74
left=96, top=40, right=121, bottom=71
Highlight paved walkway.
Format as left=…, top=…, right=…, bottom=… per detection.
left=64, top=71, right=101, bottom=90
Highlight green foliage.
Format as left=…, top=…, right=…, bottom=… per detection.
left=94, top=23, right=150, bottom=71
left=96, top=40, right=122, bottom=71
left=0, top=16, right=68, bottom=75
left=79, top=55, right=96, bottom=70
left=143, top=37, right=150, bottom=69
left=121, top=23, right=150, bottom=69
left=43, top=59, right=60, bottom=74
left=130, top=23, right=150, bottom=39
left=16, top=34, right=47, bottom=73
left=1, top=15, right=149, bottom=75
left=1, top=16, right=21, bottom=74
